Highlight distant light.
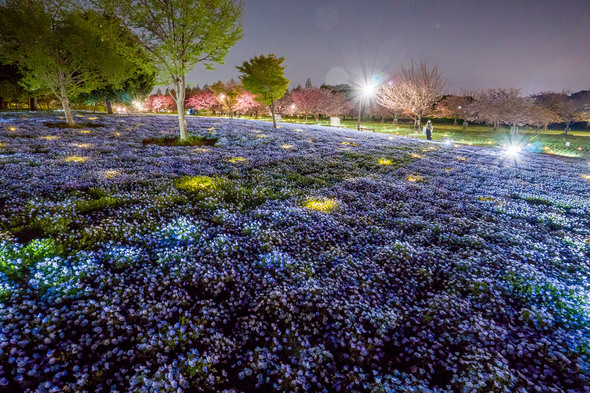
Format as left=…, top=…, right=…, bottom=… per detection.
left=133, top=101, right=144, bottom=111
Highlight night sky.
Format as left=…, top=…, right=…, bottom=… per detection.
left=185, top=0, right=590, bottom=95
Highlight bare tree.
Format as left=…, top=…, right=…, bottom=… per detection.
left=377, top=60, right=446, bottom=130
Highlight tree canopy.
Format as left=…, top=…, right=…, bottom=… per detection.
left=237, top=54, right=289, bottom=128
left=377, top=60, right=445, bottom=130
left=0, top=0, right=147, bottom=125
left=98, top=0, right=244, bottom=139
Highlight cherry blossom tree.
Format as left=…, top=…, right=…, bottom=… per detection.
left=290, top=87, right=325, bottom=122
left=377, top=60, right=446, bottom=130
left=470, top=88, right=531, bottom=134
left=147, top=94, right=175, bottom=112
left=434, top=94, right=474, bottom=128
left=185, top=88, right=218, bottom=112
left=234, top=91, right=262, bottom=117
left=320, top=91, right=351, bottom=118
left=533, top=91, right=590, bottom=134
left=369, top=102, right=400, bottom=124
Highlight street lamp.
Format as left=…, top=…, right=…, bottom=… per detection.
left=357, top=84, right=375, bottom=131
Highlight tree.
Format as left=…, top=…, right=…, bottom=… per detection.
left=0, top=64, right=28, bottom=109
left=377, top=60, right=446, bottom=130
left=320, top=91, right=351, bottom=118
left=72, top=13, right=157, bottom=114
left=434, top=95, right=474, bottom=128
left=236, top=54, right=289, bottom=128
left=186, top=88, right=218, bottom=112
left=147, top=94, right=175, bottom=112
left=0, top=1, right=148, bottom=125
left=234, top=91, right=262, bottom=117
left=369, top=102, right=400, bottom=124
left=470, top=88, right=531, bottom=134
left=530, top=92, right=564, bottom=131
left=544, top=91, right=589, bottom=134
left=99, top=0, right=243, bottom=140
left=210, top=80, right=243, bottom=118
left=290, top=87, right=325, bottom=122
left=75, top=63, right=156, bottom=114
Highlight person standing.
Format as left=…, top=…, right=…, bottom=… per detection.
left=424, top=120, right=433, bottom=140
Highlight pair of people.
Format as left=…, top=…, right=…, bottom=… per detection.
left=422, top=120, right=433, bottom=140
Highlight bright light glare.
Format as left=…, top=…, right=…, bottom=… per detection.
left=362, top=84, right=375, bottom=97
left=505, top=145, right=521, bottom=157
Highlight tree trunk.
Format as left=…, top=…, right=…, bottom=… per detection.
left=462, top=120, right=468, bottom=130
left=175, top=78, right=188, bottom=140
left=93, top=103, right=98, bottom=114
left=106, top=99, right=113, bottom=114
left=416, top=115, right=422, bottom=131
left=453, top=118, right=457, bottom=126
left=564, top=121, right=571, bottom=135
left=29, top=97, right=38, bottom=111
left=59, top=97, right=75, bottom=126
left=270, top=102, right=277, bottom=128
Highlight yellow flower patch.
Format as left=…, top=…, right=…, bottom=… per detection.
left=226, top=157, right=246, bottom=163
left=303, top=197, right=339, bottom=213
left=407, top=175, right=424, bottom=182
left=64, top=156, right=89, bottom=163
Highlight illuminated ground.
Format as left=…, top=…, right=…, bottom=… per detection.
left=1, top=112, right=589, bottom=392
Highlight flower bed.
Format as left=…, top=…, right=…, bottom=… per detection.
left=1, top=112, right=589, bottom=392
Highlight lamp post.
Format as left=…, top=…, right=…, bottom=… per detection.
left=357, top=84, right=374, bottom=131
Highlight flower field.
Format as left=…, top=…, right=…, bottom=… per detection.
left=1, top=112, right=589, bottom=392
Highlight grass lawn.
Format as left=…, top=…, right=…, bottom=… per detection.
left=270, top=117, right=590, bottom=159
left=1, top=111, right=589, bottom=392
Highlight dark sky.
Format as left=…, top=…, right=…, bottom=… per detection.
left=186, top=0, right=590, bottom=94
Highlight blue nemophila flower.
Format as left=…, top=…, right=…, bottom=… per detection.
left=0, top=112, right=589, bottom=392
